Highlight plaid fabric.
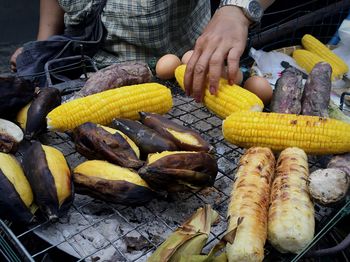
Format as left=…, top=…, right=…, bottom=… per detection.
left=58, top=0, right=210, bottom=67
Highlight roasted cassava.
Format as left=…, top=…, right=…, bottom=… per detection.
left=226, top=147, right=275, bottom=262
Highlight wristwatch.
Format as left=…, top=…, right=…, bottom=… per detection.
left=219, top=0, right=264, bottom=23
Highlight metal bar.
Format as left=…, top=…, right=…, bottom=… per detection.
left=249, top=0, right=350, bottom=48
left=0, top=220, right=34, bottom=262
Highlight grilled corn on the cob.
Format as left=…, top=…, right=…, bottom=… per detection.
left=226, top=147, right=275, bottom=262
left=47, top=83, right=172, bottom=131
left=268, top=147, right=314, bottom=253
left=302, top=34, right=348, bottom=78
left=223, top=111, right=350, bottom=155
left=175, top=65, right=263, bottom=118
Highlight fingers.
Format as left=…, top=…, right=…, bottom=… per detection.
left=10, top=47, right=23, bottom=73
left=227, top=46, right=244, bottom=85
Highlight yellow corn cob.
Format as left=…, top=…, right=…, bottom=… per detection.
left=175, top=65, right=263, bottom=119
left=268, top=147, right=314, bottom=254
left=223, top=111, right=350, bottom=155
left=47, top=83, right=172, bottom=131
left=302, top=34, right=348, bottom=78
left=226, top=147, right=275, bottom=262
left=292, top=49, right=329, bottom=75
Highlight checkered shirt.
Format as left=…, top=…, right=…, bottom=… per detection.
left=58, top=0, right=211, bottom=67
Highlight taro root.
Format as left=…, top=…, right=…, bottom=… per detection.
left=111, top=118, right=177, bottom=157
left=139, top=112, right=213, bottom=153
left=73, top=122, right=143, bottom=169
left=138, top=151, right=218, bottom=192
left=73, top=160, right=155, bottom=206
left=0, top=118, right=24, bottom=153
left=23, top=142, right=73, bottom=221
left=0, top=76, right=35, bottom=119
left=17, top=87, right=61, bottom=139
left=0, top=152, right=37, bottom=224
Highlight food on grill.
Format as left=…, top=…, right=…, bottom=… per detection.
left=328, top=100, right=350, bottom=123
left=308, top=168, right=349, bottom=206
left=72, top=61, right=152, bottom=99
left=0, top=76, right=35, bottom=119
left=148, top=205, right=218, bottom=262
left=243, top=76, right=273, bottom=106
left=139, top=112, right=213, bottom=152
left=0, top=153, right=36, bottom=224
left=138, top=151, right=218, bottom=192
left=0, top=118, right=23, bottom=153
left=111, top=118, right=177, bottom=157
left=327, top=152, right=350, bottom=176
left=23, top=142, right=73, bottom=221
left=226, top=147, right=275, bottom=262
left=181, top=50, right=194, bottom=64
left=222, top=111, right=350, bottom=155
left=308, top=153, right=350, bottom=205
left=46, top=83, right=173, bottom=131
left=156, top=54, right=182, bottom=80
left=73, top=160, right=155, bottom=206
left=301, top=62, right=332, bottom=117
left=268, top=147, right=315, bottom=253
left=301, top=34, right=348, bottom=79
left=17, top=87, right=61, bottom=139
left=270, top=67, right=303, bottom=114
left=73, top=122, right=143, bottom=169
left=175, top=64, right=264, bottom=118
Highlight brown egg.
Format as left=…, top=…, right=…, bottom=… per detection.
left=156, top=54, right=182, bottom=80
left=181, top=50, right=194, bottom=64
left=243, top=76, right=273, bottom=105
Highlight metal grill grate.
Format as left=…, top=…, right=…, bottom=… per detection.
left=1, top=84, right=349, bottom=261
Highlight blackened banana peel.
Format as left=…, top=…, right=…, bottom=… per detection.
left=17, top=87, right=61, bottom=139
left=73, top=122, right=144, bottom=169
left=23, top=142, right=74, bottom=221
left=111, top=118, right=177, bottom=156
left=0, top=153, right=36, bottom=224
left=139, top=151, right=218, bottom=192
left=139, top=112, right=213, bottom=153
left=73, top=160, right=155, bottom=206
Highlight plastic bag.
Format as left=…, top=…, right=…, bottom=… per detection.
left=249, top=47, right=304, bottom=88
left=332, top=18, right=350, bottom=78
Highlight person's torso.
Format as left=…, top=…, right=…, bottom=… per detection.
left=58, top=0, right=211, bottom=66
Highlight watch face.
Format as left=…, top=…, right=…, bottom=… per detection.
left=248, top=1, right=263, bottom=21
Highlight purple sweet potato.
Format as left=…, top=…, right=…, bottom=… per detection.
left=301, top=62, right=332, bottom=117
left=270, top=67, right=303, bottom=114
left=72, top=61, right=152, bottom=99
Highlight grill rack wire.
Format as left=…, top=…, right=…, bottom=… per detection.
left=1, top=0, right=350, bottom=261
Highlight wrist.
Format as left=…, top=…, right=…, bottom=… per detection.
left=217, top=5, right=251, bottom=28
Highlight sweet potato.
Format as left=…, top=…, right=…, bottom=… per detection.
left=301, top=62, right=332, bottom=117
left=72, top=61, right=152, bottom=99
left=327, top=153, right=350, bottom=175
left=270, top=67, right=303, bottom=114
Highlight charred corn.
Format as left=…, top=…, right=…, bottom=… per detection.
left=148, top=205, right=218, bottom=262
left=268, top=147, right=314, bottom=253
left=47, top=83, right=172, bottom=131
left=223, top=111, right=350, bottom=155
left=302, top=34, right=348, bottom=78
left=175, top=65, right=263, bottom=118
left=226, top=147, right=275, bottom=262
left=23, top=142, right=73, bottom=221
left=0, top=152, right=37, bottom=223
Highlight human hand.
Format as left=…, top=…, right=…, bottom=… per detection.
left=184, top=6, right=250, bottom=102
left=10, top=47, right=23, bottom=72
